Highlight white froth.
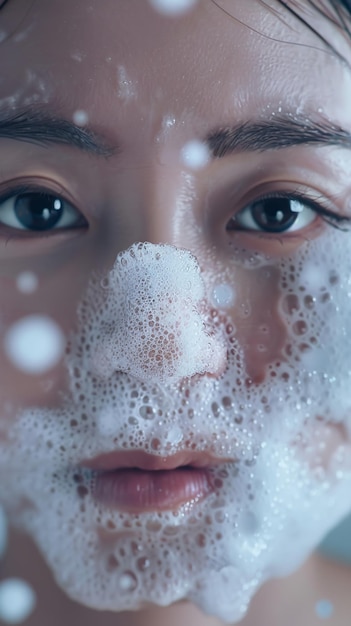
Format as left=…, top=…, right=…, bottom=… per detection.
left=16, top=272, right=38, bottom=294
left=0, top=579, right=36, bottom=624
left=148, top=0, right=198, bottom=16
left=212, top=283, right=235, bottom=308
left=91, top=244, right=227, bottom=383
left=300, top=262, right=326, bottom=292
left=4, top=315, right=65, bottom=374
left=1, top=233, right=351, bottom=622
left=180, top=140, right=210, bottom=170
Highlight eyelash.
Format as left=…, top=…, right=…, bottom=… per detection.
left=231, top=189, right=351, bottom=234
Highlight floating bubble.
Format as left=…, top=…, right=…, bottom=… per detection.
left=180, top=140, right=210, bottom=170
left=148, top=0, right=197, bottom=15
left=315, top=599, right=334, bottom=619
left=72, top=110, right=89, bottom=126
left=0, top=579, right=36, bottom=624
left=16, top=272, right=38, bottom=294
left=4, top=315, right=65, bottom=374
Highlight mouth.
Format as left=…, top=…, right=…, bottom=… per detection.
left=79, top=450, right=231, bottom=513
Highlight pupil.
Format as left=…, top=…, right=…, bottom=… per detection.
left=252, top=198, right=299, bottom=233
left=14, top=193, right=63, bottom=231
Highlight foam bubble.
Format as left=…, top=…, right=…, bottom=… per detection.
left=148, top=0, right=198, bottom=16
left=212, top=284, right=235, bottom=308
left=16, top=272, right=38, bottom=294
left=180, top=140, right=210, bottom=170
left=0, top=579, right=36, bottom=624
left=4, top=315, right=65, bottom=374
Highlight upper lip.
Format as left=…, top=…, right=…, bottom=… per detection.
left=79, top=450, right=232, bottom=472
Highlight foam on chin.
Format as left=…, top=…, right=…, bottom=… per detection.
left=1, top=236, right=351, bottom=623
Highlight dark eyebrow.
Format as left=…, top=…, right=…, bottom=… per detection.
left=0, top=108, right=117, bottom=157
left=206, top=114, right=351, bottom=157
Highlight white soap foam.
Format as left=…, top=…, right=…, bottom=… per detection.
left=212, top=283, right=235, bottom=308
left=1, top=235, right=351, bottom=623
left=90, top=244, right=227, bottom=383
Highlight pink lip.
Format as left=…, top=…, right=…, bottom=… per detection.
left=80, top=450, right=230, bottom=471
left=80, top=450, right=231, bottom=513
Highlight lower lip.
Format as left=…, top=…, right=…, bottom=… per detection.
left=92, top=467, right=212, bottom=513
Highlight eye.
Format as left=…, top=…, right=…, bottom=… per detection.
left=0, top=188, right=87, bottom=232
left=227, top=195, right=316, bottom=234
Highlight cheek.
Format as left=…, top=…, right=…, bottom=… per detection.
left=228, top=265, right=287, bottom=383
left=0, top=274, right=82, bottom=408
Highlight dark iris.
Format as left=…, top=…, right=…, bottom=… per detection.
left=14, top=193, right=63, bottom=231
left=251, top=198, right=299, bottom=232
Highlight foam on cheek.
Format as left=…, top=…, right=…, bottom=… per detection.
left=1, top=236, right=351, bottom=623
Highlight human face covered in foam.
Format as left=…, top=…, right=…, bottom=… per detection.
left=1, top=0, right=351, bottom=622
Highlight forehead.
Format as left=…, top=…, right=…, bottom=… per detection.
left=0, top=0, right=351, bottom=139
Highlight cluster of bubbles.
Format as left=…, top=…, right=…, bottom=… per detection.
left=1, top=231, right=351, bottom=622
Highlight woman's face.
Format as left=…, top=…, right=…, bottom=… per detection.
left=1, top=0, right=351, bottom=622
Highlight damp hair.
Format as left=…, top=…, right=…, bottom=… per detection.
left=0, top=0, right=351, bottom=50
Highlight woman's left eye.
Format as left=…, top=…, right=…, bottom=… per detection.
left=227, top=196, right=316, bottom=234
left=0, top=190, right=87, bottom=232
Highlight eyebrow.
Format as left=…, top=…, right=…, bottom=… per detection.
left=0, top=107, right=350, bottom=160
left=206, top=114, right=351, bottom=157
left=0, top=108, right=116, bottom=157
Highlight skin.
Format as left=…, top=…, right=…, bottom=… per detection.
left=1, top=0, right=351, bottom=624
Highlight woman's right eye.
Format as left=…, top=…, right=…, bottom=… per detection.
left=0, top=189, right=87, bottom=232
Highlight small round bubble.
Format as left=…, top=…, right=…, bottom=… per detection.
left=148, top=0, right=198, bottom=15
left=315, top=599, right=334, bottom=619
left=16, top=272, right=38, bottom=294
left=180, top=140, right=210, bottom=170
left=0, top=579, right=36, bottom=624
left=72, top=110, right=89, bottom=126
left=4, top=315, right=65, bottom=374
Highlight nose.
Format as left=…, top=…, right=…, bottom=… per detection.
left=91, top=242, right=227, bottom=384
